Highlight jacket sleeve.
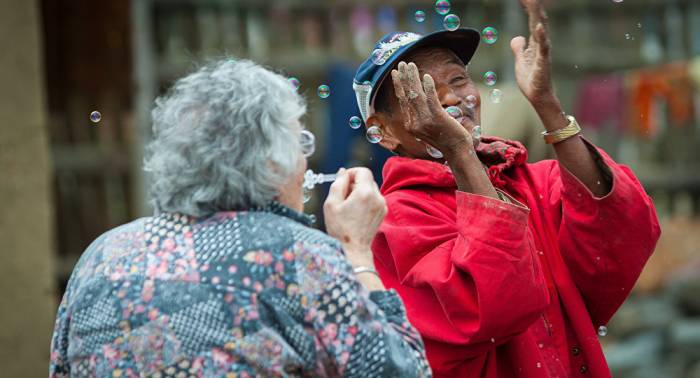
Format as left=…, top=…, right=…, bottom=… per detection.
left=293, top=239, right=432, bottom=378
left=539, top=140, right=661, bottom=326
left=372, top=190, right=549, bottom=359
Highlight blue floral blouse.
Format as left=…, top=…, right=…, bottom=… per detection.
left=50, top=203, right=431, bottom=377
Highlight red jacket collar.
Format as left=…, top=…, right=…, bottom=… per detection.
left=381, top=136, right=529, bottom=194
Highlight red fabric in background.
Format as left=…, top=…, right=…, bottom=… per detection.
left=574, top=75, right=625, bottom=131
left=372, top=136, right=661, bottom=377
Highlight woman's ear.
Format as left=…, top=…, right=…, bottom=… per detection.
left=366, top=114, right=400, bottom=151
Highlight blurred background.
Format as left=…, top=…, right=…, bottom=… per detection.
left=1, top=0, right=699, bottom=376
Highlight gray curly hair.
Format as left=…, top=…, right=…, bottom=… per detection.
left=144, top=59, right=306, bottom=216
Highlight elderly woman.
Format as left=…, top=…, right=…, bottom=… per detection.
left=50, top=59, right=431, bottom=377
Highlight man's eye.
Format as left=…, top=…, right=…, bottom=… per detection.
left=452, top=76, right=467, bottom=85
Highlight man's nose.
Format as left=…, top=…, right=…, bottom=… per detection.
left=437, top=85, right=461, bottom=107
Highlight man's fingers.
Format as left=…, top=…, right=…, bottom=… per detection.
left=535, top=23, right=550, bottom=58
left=510, top=36, right=526, bottom=62
left=326, top=169, right=351, bottom=204
left=422, top=74, right=442, bottom=113
left=391, top=69, right=410, bottom=110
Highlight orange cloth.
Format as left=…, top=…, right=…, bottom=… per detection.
left=626, top=62, right=694, bottom=137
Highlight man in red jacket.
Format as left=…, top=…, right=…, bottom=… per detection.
left=351, top=0, right=661, bottom=377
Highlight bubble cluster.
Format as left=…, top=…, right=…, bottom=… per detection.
left=288, top=77, right=301, bottom=90
left=481, top=27, right=499, bottom=44
left=598, top=325, right=608, bottom=337
left=349, top=116, right=363, bottom=129
left=483, top=71, right=498, bottom=86
left=414, top=10, right=426, bottom=23
left=366, top=125, right=383, bottom=144
left=465, top=95, right=478, bottom=109
left=490, top=89, right=502, bottom=104
left=317, top=85, right=330, bottom=99
left=443, top=14, right=460, bottom=31
left=434, top=0, right=451, bottom=15
left=446, top=106, right=463, bottom=119
left=426, top=145, right=444, bottom=159
left=90, top=111, right=102, bottom=123
left=371, top=48, right=388, bottom=66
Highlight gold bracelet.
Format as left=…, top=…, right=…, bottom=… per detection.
left=542, top=115, right=582, bottom=144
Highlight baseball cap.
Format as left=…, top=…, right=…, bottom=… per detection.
left=353, top=28, right=480, bottom=122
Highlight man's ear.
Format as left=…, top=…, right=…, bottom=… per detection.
left=366, top=114, right=400, bottom=151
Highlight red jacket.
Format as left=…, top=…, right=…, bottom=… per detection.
left=372, top=137, right=660, bottom=377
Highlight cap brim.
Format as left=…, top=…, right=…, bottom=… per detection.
left=372, top=28, right=481, bottom=103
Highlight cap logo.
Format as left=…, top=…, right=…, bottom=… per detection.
left=372, top=32, right=422, bottom=66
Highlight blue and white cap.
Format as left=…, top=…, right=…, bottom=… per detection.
left=353, top=28, right=481, bottom=121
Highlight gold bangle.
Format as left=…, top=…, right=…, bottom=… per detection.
left=542, top=115, right=582, bottom=144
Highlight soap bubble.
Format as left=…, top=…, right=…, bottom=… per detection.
left=490, top=89, right=502, bottom=104
left=484, top=71, right=497, bottom=86
left=300, top=130, right=316, bottom=157
left=612, top=0, right=623, bottom=3
left=414, top=10, right=426, bottom=23
left=302, top=188, right=311, bottom=204
left=465, top=95, right=478, bottom=109
left=482, top=27, right=499, bottom=44
left=317, top=85, right=330, bottom=98
left=426, top=145, right=444, bottom=159
left=366, top=125, right=383, bottom=144
left=472, top=125, right=482, bottom=140
left=446, top=106, right=462, bottom=119
left=443, top=14, right=460, bottom=31
left=90, top=111, right=102, bottom=123
left=371, top=48, right=389, bottom=65
left=434, top=0, right=451, bottom=15
left=598, top=325, right=608, bottom=337
left=288, top=77, right=300, bottom=89
left=349, top=116, right=363, bottom=129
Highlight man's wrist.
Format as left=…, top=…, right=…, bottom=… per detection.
left=532, top=94, right=568, bottom=132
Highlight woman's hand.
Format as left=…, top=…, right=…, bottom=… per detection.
left=323, top=168, right=387, bottom=268
left=510, top=0, right=559, bottom=109
left=391, top=61, right=475, bottom=158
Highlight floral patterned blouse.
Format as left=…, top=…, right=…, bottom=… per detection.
left=50, top=203, right=431, bottom=377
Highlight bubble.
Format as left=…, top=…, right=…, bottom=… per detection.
left=481, top=27, right=499, bottom=44
left=536, top=363, right=542, bottom=368
left=299, top=129, right=316, bottom=157
left=434, top=0, right=450, bottom=15
left=90, top=111, right=102, bottom=123
left=637, top=22, right=642, bottom=29
left=371, top=48, right=388, bottom=65
left=348, top=116, right=363, bottom=129
left=490, top=89, right=502, bottom=104
left=465, top=95, right=478, bottom=109
left=426, top=145, right=444, bottom=159
left=366, top=125, right=383, bottom=144
left=612, top=0, right=623, bottom=3
left=483, top=71, right=497, bottom=86
left=472, top=125, right=482, bottom=140
left=446, top=106, right=462, bottom=119
left=625, top=33, right=631, bottom=40
left=598, top=325, right=608, bottom=337
left=443, top=14, right=460, bottom=31
left=302, top=188, right=311, bottom=204
left=414, top=10, right=426, bottom=23
left=288, top=77, right=300, bottom=89
left=317, top=84, right=330, bottom=99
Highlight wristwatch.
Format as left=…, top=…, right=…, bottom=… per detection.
left=542, top=115, right=582, bottom=144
